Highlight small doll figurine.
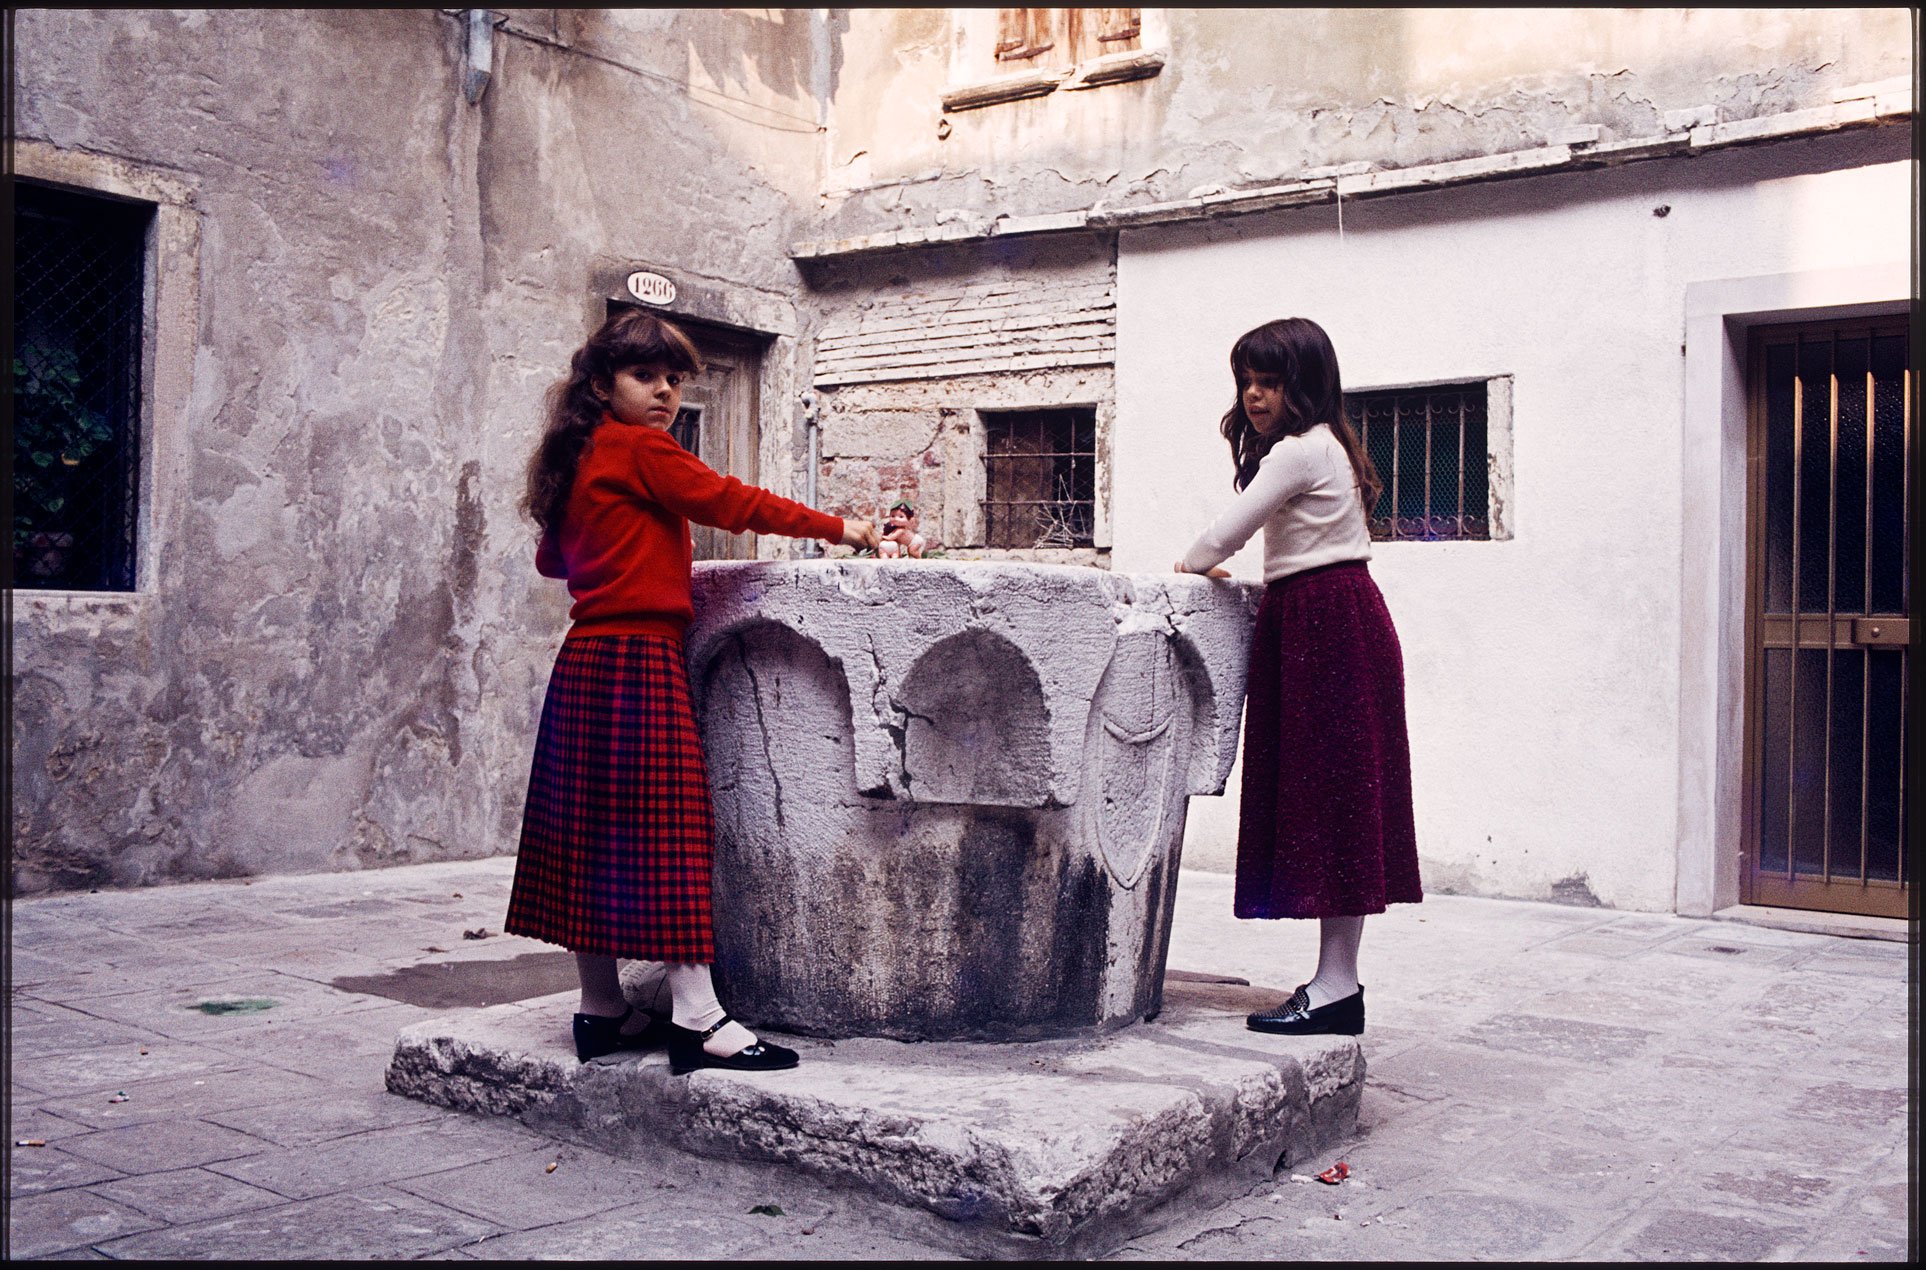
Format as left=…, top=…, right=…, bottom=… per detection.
left=877, top=499, right=927, bottom=559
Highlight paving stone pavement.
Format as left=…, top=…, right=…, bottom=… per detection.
left=4, top=857, right=1913, bottom=1260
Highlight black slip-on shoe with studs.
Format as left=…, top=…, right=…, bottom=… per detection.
left=573, top=1005, right=671, bottom=1062
left=1246, top=984, right=1365, bottom=1036
left=667, top=1015, right=801, bottom=1076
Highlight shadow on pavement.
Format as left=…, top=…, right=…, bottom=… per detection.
left=332, top=951, right=577, bottom=1009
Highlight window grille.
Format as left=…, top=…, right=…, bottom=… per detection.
left=1347, top=383, right=1489, bottom=542
left=11, top=181, right=149, bottom=590
left=982, top=408, right=1097, bottom=548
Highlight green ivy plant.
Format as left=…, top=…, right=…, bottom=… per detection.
left=11, top=340, right=114, bottom=553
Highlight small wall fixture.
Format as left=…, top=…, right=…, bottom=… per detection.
left=461, top=9, right=494, bottom=104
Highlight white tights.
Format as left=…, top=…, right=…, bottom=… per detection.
left=574, top=955, right=757, bottom=1056
left=1302, top=915, right=1365, bottom=1009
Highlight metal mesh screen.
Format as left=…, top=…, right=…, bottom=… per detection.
left=982, top=408, right=1096, bottom=548
left=11, top=181, right=149, bottom=590
left=1347, top=383, right=1489, bottom=542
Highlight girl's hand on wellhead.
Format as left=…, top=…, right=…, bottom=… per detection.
left=842, top=519, right=881, bottom=551
left=1174, top=560, right=1234, bottom=579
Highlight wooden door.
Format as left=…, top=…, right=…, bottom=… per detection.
left=675, top=332, right=762, bottom=562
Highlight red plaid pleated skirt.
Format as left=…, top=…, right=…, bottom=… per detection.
left=505, top=633, right=716, bottom=961
left=1235, top=560, right=1423, bottom=919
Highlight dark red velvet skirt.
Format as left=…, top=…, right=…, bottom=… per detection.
left=1234, top=560, right=1423, bottom=919
left=505, top=633, right=716, bottom=961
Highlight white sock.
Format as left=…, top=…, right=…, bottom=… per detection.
left=1304, top=915, right=1364, bottom=1009
left=665, top=963, right=758, bottom=1057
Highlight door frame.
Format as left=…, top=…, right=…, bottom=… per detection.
left=605, top=301, right=774, bottom=561
left=1675, top=264, right=1910, bottom=917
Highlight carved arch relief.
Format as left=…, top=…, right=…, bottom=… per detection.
left=696, top=622, right=856, bottom=845
left=1087, top=631, right=1193, bottom=888
left=895, top=628, right=1051, bottom=807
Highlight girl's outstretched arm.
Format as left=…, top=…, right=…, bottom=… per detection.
left=629, top=426, right=846, bottom=543
left=1176, top=434, right=1327, bottom=574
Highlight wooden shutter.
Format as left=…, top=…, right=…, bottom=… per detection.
left=995, top=9, right=1055, bottom=62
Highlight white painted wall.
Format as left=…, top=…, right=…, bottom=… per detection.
left=1112, top=139, right=1913, bottom=912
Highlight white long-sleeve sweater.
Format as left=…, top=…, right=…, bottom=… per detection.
left=1180, top=422, right=1373, bottom=582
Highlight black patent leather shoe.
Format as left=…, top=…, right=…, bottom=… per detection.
left=667, top=1015, right=801, bottom=1076
left=573, top=1005, right=671, bottom=1062
left=1246, top=984, right=1365, bottom=1036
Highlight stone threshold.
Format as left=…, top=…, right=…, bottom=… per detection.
left=386, top=977, right=1362, bottom=1259
left=1711, top=903, right=1910, bottom=944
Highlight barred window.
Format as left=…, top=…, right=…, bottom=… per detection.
left=11, top=181, right=150, bottom=590
left=1347, top=383, right=1490, bottom=542
left=982, top=407, right=1096, bottom=548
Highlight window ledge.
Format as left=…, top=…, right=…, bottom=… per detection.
left=942, top=49, right=1164, bottom=113
left=11, top=589, right=150, bottom=640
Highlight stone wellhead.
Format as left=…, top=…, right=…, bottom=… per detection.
left=685, top=559, right=1260, bottom=1041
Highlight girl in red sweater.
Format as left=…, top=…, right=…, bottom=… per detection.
left=506, top=308, right=876, bottom=1073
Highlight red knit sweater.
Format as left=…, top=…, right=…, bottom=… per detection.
left=538, top=417, right=844, bottom=640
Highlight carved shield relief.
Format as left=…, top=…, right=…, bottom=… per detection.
left=1088, top=631, right=1190, bottom=888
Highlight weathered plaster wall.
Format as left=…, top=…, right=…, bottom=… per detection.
left=1111, top=128, right=1913, bottom=910
left=819, top=7, right=1914, bottom=241
left=10, top=9, right=825, bottom=893
left=467, top=9, right=826, bottom=866
left=13, top=8, right=1911, bottom=903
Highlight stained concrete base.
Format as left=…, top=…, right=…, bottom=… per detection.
left=385, top=977, right=1362, bottom=1259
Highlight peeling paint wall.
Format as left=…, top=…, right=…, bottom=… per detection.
left=9, top=9, right=826, bottom=893
left=798, top=7, right=1914, bottom=915
left=13, top=8, right=1912, bottom=906
left=819, top=7, right=1914, bottom=241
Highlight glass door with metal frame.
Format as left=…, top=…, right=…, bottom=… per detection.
left=1744, top=318, right=1911, bottom=918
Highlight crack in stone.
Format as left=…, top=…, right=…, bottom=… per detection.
left=861, top=633, right=910, bottom=798
left=733, top=634, right=785, bottom=829
left=889, top=701, right=943, bottom=799
left=1173, top=1213, right=1268, bottom=1251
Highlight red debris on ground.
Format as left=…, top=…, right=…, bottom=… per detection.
left=1317, top=1161, right=1351, bottom=1185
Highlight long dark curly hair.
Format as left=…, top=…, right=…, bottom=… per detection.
left=522, top=307, right=703, bottom=534
left=1220, top=317, right=1382, bottom=510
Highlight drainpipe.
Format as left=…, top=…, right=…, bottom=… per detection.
left=800, top=390, right=822, bottom=558
left=461, top=10, right=494, bottom=104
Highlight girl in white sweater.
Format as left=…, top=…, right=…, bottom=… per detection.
left=1176, top=317, right=1423, bottom=1037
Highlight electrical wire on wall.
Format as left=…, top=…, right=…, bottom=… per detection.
left=453, top=10, right=826, bottom=135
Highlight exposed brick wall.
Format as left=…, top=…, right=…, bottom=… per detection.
left=813, top=369, right=1115, bottom=561
left=802, top=236, right=1117, bottom=562
left=814, top=276, right=1114, bottom=387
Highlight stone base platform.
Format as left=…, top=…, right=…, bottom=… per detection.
left=385, top=976, right=1362, bottom=1259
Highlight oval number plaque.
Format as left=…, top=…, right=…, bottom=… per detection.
left=626, top=271, right=676, bottom=306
